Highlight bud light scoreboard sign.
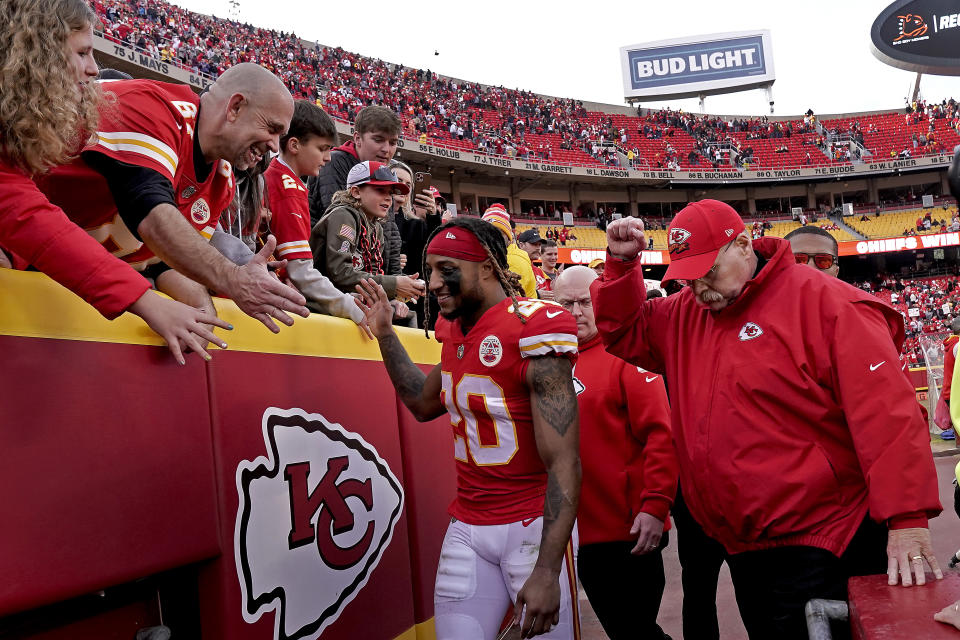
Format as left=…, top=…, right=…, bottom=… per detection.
left=620, top=30, right=775, bottom=101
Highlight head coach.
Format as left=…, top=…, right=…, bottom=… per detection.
left=593, top=199, right=942, bottom=639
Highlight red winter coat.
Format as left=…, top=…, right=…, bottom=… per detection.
left=595, top=236, right=941, bottom=556
left=575, top=334, right=678, bottom=546
left=0, top=160, right=149, bottom=318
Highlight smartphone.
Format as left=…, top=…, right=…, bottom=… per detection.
left=414, top=172, right=432, bottom=194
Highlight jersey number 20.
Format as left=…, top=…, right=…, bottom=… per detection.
left=441, top=372, right=519, bottom=466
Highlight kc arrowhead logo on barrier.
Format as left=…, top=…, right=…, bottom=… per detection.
left=235, top=408, right=404, bottom=640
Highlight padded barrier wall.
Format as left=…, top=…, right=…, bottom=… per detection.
left=0, top=270, right=452, bottom=640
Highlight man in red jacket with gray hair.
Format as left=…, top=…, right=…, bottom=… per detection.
left=553, top=265, right=677, bottom=640
left=595, top=199, right=942, bottom=639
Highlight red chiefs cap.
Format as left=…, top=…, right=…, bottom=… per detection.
left=346, top=161, right=410, bottom=194
left=662, top=199, right=745, bottom=282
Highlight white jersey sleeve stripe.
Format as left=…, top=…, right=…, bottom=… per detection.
left=94, top=131, right=179, bottom=177
left=276, top=241, right=311, bottom=256
left=518, top=333, right=578, bottom=358
left=276, top=240, right=311, bottom=251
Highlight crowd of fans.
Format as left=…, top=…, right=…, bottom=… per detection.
left=93, top=0, right=959, bottom=172
left=857, top=273, right=960, bottom=365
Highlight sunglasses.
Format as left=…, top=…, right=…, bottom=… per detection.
left=794, top=253, right=837, bottom=269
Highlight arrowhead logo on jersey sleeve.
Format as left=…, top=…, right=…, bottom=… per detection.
left=738, top=322, right=764, bottom=341
left=235, top=408, right=404, bottom=640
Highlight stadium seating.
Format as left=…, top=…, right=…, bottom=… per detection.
left=93, top=0, right=959, bottom=175
left=847, top=206, right=959, bottom=239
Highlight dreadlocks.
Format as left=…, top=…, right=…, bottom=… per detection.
left=422, top=217, right=526, bottom=337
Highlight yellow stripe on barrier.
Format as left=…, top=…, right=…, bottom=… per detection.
left=391, top=618, right=435, bottom=640
left=0, top=270, right=441, bottom=365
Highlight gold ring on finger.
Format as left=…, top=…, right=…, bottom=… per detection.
left=911, top=555, right=923, bottom=561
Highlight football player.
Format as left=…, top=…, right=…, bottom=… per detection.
left=355, top=217, right=581, bottom=639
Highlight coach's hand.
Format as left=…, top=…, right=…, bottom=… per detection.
left=887, top=526, right=943, bottom=586
left=226, top=235, right=309, bottom=332
left=630, top=512, right=664, bottom=555
left=606, top=217, right=645, bottom=261
left=515, top=566, right=561, bottom=638
left=356, top=278, right=396, bottom=339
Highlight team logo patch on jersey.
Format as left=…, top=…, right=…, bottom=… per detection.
left=479, top=335, right=503, bottom=367
left=351, top=254, right=364, bottom=270
left=738, top=322, right=764, bottom=341
left=236, top=408, right=403, bottom=640
left=190, top=197, right=211, bottom=225
left=668, top=227, right=692, bottom=255
left=457, top=344, right=465, bottom=359
left=339, top=225, right=357, bottom=242
left=180, top=185, right=197, bottom=199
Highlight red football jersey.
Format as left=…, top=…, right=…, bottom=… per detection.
left=434, top=297, right=578, bottom=525
left=532, top=265, right=548, bottom=290
left=39, top=79, right=234, bottom=270
left=264, top=158, right=312, bottom=262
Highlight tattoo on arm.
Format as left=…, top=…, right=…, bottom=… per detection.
left=543, top=471, right=573, bottom=527
left=531, top=357, right=578, bottom=436
left=377, top=333, right=427, bottom=403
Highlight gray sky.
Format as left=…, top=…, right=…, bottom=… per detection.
left=171, top=0, right=959, bottom=117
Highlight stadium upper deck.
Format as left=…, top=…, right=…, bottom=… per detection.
left=94, top=0, right=959, bottom=181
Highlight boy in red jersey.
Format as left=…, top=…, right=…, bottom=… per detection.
left=264, top=100, right=368, bottom=330
left=355, top=217, right=581, bottom=639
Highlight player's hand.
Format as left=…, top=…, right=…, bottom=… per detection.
left=630, top=512, right=665, bottom=555
left=396, top=273, right=426, bottom=300
left=128, top=290, right=231, bottom=365
left=355, top=278, right=397, bottom=339
left=606, top=217, right=645, bottom=261
left=887, top=527, right=942, bottom=586
left=514, top=566, right=561, bottom=638
left=227, top=235, right=308, bottom=333
left=537, top=288, right=555, bottom=301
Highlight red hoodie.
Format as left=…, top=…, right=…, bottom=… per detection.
left=574, top=334, right=678, bottom=546
left=595, top=237, right=941, bottom=556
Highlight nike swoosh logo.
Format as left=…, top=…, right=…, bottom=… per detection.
left=290, top=212, right=303, bottom=219
left=869, top=361, right=886, bottom=371
left=645, top=376, right=658, bottom=382
left=545, top=310, right=562, bottom=318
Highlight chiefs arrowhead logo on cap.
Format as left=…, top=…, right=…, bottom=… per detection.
left=236, top=408, right=404, bottom=640
left=668, top=227, right=692, bottom=255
